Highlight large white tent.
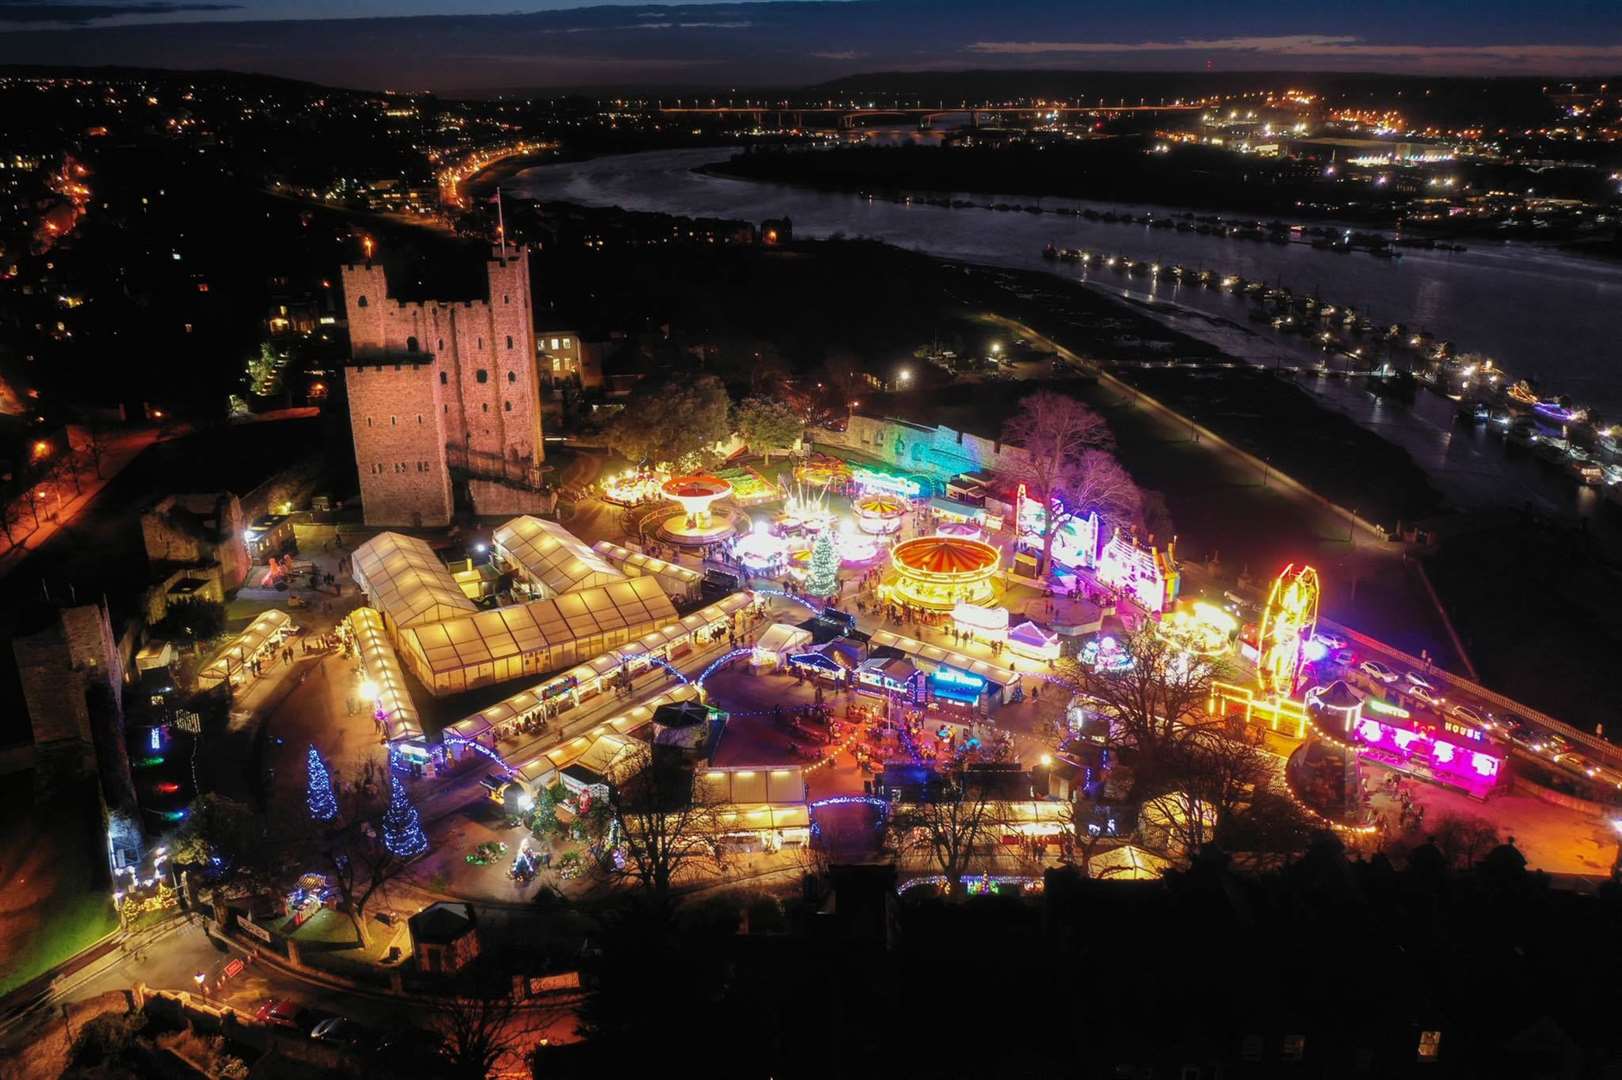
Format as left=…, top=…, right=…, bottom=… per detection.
left=351, top=532, right=477, bottom=632
left=398, top=577, right=679, bottom=694
left=494, top=516, right=624, bottom=599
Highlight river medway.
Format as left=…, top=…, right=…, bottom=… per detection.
left=509, top=146, right=1622, bottom=519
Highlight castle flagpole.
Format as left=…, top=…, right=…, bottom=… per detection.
left=495, top=187, right=507, bottom=260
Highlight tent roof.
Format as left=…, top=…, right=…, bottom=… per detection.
left=348, top=607, right=422, bottom=742
left=756, top=622, right=813, bottom=654
left=591, top=540, right=702, bottom=584
left=401, top=578, right=676, bottom=677
left=351, top=532, right=477, bottom=628
left=495, top=516, right=625, bottom=597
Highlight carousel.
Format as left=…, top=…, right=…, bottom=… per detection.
left=854, top=493, right=908, bottom=536
left=884, top=536, right=1001, bottom=611
left=656, top=475, right=738, bottom=546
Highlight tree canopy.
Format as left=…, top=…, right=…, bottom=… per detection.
left=732, top=395, right=805, bottom=458
left=604, top=375, right=731, bottom=471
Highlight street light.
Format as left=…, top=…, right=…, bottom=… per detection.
left=359, top=679, right=380, bottom=704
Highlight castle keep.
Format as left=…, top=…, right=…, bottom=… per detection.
left=343, top=247, right=545, bottom=526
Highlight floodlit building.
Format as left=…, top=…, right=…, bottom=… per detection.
left=590, top=540, right=702, bottom=603
left=342, top=246, right=547, bottom=526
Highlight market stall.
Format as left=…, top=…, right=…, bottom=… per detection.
left=197, top=609, right=295, bottom=690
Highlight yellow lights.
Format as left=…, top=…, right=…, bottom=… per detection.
left=1257, top=564, right=1319, bottom=697
left=1159, top=600, right=1237, bottom=657
left=31, top=439, right=50, bottom=460
left=1209, top=681, right=1309, bottom=741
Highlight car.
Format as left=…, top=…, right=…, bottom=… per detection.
left=1313, top=632, right=1347, bottom=651
left=1407, top=683, right=1446, bottom=708
left=1447, top=704, right=1487, bottom=727
left=255, top=999, right=309, bottom=1031
left=1359, top=660, right=1398, bottom=684
left=1404, top=671, right=1438, bottom=691
left=311, top=1017, right=376, bottom=1048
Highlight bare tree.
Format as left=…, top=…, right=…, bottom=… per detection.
left=1060, top=448, right=1142, bottom=545
left=1058, top=626, right=1228, bottom=805
left=422, top=988, right=563, bottom=1080
left=999, top=390, right=1115, bottom=575
left=602, top=746, right=729, bottom=911
left=889, top=771, right=1001, bottom=893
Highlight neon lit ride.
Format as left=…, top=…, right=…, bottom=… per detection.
left=658, top=474, right=736, bottom=544
left=854, top=493, right=908, bottom=536
left=1257, top=564, right=1319, bottom=697
left=1159, top=601, right=1238, bottom=657
left=835, top=523, right=882, bottom=565
left=1016, top=486, right=1099, bottom=570
left=885, top=536, right=1001, bottom=612
left=775, top=483, right=836, bottom=534
left=601, top=469, right=668, bottom=506
left=952, top=602, right=1009, bottom=642
left=1095, top=530, right=1178, bottom=612
left=733, top=527, right=790, bottom=573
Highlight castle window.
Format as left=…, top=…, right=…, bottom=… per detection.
left=507, top=371, right=516, bottom=384
left=476, top=369, right=488, bottom=384
left=417, top=415, right=423, bottom=425
left=439, top=372, right=447, bottom=385
left=503, top=294, right=509, bottom=304
left=357, top=295, right=367, bottom=308
left=476, top=338, right=482, bottom=350
left=506, top=335, right=513, bottom=349
left=482, top=404, right=489, bottom=413
left=406, top=335, right=419, bottom=353
left=504, top=401, right=512, bottom=412
left=443, top=405, right=448, bottom=414
left=393, top=364, right=402, bottom=372
left=562, top=337, right=571, bottom=348
left=390, top=416, right=397, bottom=426
left=366, top=416, right=373, bottom=427
left=438, top=338, right=443, bottom=351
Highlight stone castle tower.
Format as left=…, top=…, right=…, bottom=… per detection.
left=342, top=247, right=545, bottom=526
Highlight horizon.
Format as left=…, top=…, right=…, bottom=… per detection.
left=0, top=0, right=1618, bottom=92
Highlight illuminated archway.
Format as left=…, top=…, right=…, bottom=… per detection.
left=1257, top=564, right=1319, bottom=696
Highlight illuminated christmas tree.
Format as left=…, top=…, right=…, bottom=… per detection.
left=306, top=746, right=337, bottom=822
left=804, top=530, right=839, bottom=599
left=381, top=774, right=428, bottom=858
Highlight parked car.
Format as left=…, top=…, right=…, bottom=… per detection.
left=1447, top=704, right=1488, bottom=728
left=255, top=999, right=309, bottom=1031
left=311, top=1017, right=376, bottom=1048
left=1407, top=683, right=1446, bottom=709
left=1313, top=632, right=1347, bottom=651
left=1359, top=660, right=1398, bottom=684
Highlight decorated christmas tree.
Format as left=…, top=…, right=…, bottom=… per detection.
left=306, top=746, right=337, bottom=822
left=804, top=529, right=839, bottom=598
left=380, top=774, right=429, bottom=858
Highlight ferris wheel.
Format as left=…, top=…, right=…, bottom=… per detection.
left=1257, top=564, right=1319, bottom=697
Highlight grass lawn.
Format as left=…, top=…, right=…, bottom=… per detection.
left=0, top=774, right=118, bottom=998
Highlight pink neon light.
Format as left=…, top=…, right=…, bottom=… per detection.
left=1359, top=719, right=1383, bottom=743
left=1472, top=752, right=1499, bottom=777
left=1433, top=740, right=1454, bottom=763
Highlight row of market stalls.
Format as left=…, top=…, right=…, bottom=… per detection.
left=197, top=609, right=297, bottom=690
left=441, top=592, right=757, bottom=751
left=786, top=627, right=1025, bottom=712
left=347, top=606, right=424, bottom=745
left=496, top=686, right=700, bottom=801
left=590, top=540, right=702, bottom=604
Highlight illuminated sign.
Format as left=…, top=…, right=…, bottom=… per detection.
left=852, top=466, right=924, bottom=498
left=1365, top=698, right=1410, bottom=719
left=932, top=666, right=986, bottom=690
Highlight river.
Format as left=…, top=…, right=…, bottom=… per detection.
left=509, top=145, right=1622, bottom=519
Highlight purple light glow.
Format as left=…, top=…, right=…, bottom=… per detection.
left=1346, top=715, right=1501, bottom=793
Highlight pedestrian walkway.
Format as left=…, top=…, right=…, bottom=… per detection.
left=0, top=427, right=159, bottom=578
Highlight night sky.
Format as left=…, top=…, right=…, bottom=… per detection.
left=0, top=0, right=1618, bottom=92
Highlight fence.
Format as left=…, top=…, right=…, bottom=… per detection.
left=1322, top=616, right=1622, bottom=774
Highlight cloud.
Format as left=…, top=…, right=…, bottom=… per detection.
left=811, top=49, right=864, bottom=61
left=968, top=35, right=1359, bottom=55
left=0, top=0, right=236, bottom=22
left=967, top=35, right=1622, bottom=69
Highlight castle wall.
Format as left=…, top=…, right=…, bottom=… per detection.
left=345, top=361, right=454, bottom=527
